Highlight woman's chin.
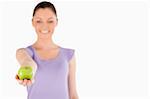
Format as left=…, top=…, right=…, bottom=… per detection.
left=38, top=33, right=52, bottom=39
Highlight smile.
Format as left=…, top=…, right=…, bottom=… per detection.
left=41, top=30, right=49, bottom=34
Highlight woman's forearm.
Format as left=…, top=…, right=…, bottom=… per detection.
left=16, top=48, right=37, bottom=76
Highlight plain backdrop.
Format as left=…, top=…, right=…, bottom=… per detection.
left=0, top=0, right=150, bottom=99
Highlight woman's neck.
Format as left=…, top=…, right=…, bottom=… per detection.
left=33, top=38, right=58, bottom=50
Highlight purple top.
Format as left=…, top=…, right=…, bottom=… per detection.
left=25, top=45, right=74, bottom=99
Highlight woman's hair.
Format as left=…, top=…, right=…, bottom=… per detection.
left=33, top=1, right=57, bottom=17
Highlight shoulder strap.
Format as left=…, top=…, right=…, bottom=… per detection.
left=25, top=46, right=34, bottom=59
left=61, top=48, right=75, bottom=62
left=67, top=49, right=75, bottom=62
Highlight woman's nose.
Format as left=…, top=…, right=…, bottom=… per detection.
left=41, top=23, right=49, bottom=30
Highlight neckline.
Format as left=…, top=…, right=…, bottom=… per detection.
left=30, top=45, right=62, bottom=62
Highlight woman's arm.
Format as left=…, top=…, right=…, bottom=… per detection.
left=68, top=54, right=79, bottom=99
left=15, top=48, right=37, bottom=86
left=16, top=48, right=37, bottom=75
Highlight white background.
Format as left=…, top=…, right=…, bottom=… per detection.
left=0, top=0, right=150, bottom=99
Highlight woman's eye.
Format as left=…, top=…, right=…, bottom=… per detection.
left=48, top=21, right=53, bottom=23
left=36, top=21, right=42, bottom=23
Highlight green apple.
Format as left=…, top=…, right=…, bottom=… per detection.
left=18, top=66, right=33, bottom=80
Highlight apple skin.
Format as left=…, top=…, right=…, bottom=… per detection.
left=18, top=66, right=33, bottom=80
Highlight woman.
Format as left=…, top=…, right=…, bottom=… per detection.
left=15, top=1, right=79, bottom=99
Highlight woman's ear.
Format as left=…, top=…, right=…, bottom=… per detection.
left=32, top=18, right=35, bottom=27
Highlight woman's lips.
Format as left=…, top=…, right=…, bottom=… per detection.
left=40, top=30, right=49, bottom=34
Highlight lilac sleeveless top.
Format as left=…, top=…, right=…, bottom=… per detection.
left=25, top=45, right=74, bottom=99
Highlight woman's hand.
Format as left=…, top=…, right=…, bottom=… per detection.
left=15, top=74, right=35, bottom=86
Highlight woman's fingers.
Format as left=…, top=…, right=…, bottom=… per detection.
left=15, top=74, right=19, bottom=80
left=27, top=80, right=32, bottom=86
left=15, top=74, right=35, bottom=86
left=15, top=74, right=23, bottom=85
left=18, top=80, right=23, bottom=84
left=22, top=79, right=28, bottom=86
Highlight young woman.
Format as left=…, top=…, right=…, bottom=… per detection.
left=15, top=1, right=79, bottom=99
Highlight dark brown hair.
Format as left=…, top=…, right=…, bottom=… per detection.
left=33, top=1, right=57, bottom=17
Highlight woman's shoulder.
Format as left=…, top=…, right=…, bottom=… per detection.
left=60, top=46, right=75, bottom=54
left=16, top=45, right=34, bottom=59
left=23, top=45, right=34, bottom=58
left=60, top=46, right=75, bottom=61
left=60, top=46, right=74, bottom=51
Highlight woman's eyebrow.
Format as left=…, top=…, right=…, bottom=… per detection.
left=48, top=17, right=56, bottom=20
left=34, top=17, right=56, bottom=20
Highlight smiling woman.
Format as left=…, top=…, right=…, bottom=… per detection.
left=30, top=2, right=60, bottom=61
left=15, top=1, right=79, bottom=99
left=32, top=7, right=58, bottom=39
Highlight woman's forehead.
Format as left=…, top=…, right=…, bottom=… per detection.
left=34, top=8, right=56, bottom=19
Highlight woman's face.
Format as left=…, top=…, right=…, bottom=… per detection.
left=32, top=8, right=58, bottom=39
